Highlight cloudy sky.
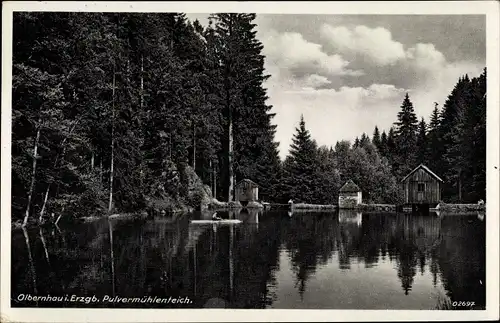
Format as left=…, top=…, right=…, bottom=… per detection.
left=187, top=14, right=486, bottom=159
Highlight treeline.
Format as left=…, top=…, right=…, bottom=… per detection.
left=278, top=116, right=400, bottom=205
left=12, top=12, right=281, bottom=225
left=369, top=70, right=487, bottom=203
left=11, top=12, right=487, bottom=226
left=282, top=69, right=487, bottom=205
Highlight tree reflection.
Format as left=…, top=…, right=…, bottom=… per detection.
left=10, top=210, right=485, bottom=309
left=436, top=214, right=485, bottom=309
left=282, top=213, right=337, bottom=298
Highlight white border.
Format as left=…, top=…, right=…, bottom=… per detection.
left=1, top=1, right=499, bottom=322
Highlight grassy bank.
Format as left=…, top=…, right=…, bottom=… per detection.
left=356, top=204, right=396, bottom=212
left=293, top=203, right=337, bottom=210
left=437, top=202, right=486, bottom=212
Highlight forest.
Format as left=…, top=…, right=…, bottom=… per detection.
left=11, top=12, right=487, bottom=226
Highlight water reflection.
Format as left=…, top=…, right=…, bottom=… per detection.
left=11, top=210, right=485, bottom=309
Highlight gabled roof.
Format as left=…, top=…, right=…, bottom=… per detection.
left=236, top=178, right=259, bottom=187
left=340, top=180, right=361, bottom=193
left=401, top=164, right=444, bottom=183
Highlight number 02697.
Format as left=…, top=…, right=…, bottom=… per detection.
left=452, top=301, right=475, bottom=307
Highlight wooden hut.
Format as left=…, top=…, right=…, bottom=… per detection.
left=401, top=164, right=443, bottom=211
left=235, top=179, right=259, bottom=206
left=339, top=180, right=362, bottom=209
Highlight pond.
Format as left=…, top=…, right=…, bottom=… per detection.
left=11, top=209, right=486, bottom=309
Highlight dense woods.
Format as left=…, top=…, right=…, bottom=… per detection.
left=275, top=69, right=487, bottom=205
left=11, top=12, right=487, bottom=226
left=12, top=12, right=281, bottom=225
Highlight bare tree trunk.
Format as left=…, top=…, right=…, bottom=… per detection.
left=23, top=116, right=42, bottom=227
left=108, top=67, right=116, bottom=213
left=228, top=116, right=234, bottom=202
left=22, top=227, right=38, bottom=299
left=55, top=206, right=65, bottom=225
left=39, top=122, right=78, bottom=223
left=109, top=219, right=116, bottom=297
left=140, top=55, right=144, bottom=110
left=214, top=171, right=217, bottom=200
left=209, top=160, right=213, bottom=196
left=169, top=134, right=172, bottom=159
left=99, top=157, right=103, bottom=184
left=39, top=227, right=50, bottom=266
left=226, top=15, right=234, bottom=203
left=139, top=55, right=145, bottom=188
left=192, top=121, right=196, bottom=170
left=39, top=189, right=50, bottom=224
left=458, top=169, right=462, bottom=202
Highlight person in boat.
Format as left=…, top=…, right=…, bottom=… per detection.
left=212, top=212, right=222, bottom=221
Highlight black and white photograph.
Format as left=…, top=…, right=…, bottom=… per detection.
left=1, top=1, right=499, bottom=322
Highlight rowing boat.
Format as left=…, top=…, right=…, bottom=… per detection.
left=190, top=219, right=242, bottom=225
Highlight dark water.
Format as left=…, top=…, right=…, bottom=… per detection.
left=11, top=209, right=486, bottom=309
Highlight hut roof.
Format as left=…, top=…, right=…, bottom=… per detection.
left=401, top=164, right=444, bottom=183
left=236, top=179, right=259, bottom=188
left=340, top=180, right=361, bottom=193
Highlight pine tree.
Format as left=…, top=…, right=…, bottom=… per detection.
left=359, top=133, right=371, bottom=148
left=468, top=68, right=487, bottom=201
left=372, top=126, right=381, bottom=151
left=439, top=75, right=472, bottom=201
left=383, top=127, right=398, bottom=175
left=283, top=115, right=319, bottom=203
left=426, top=103, right=441, bottom=172
left=353, top=137, right=360, bottom=148
left=379, top=130, right=388, bottom=157
left=393, top=93, right=419, bottom=176
left=210, top=13, right=280, bottom=202
left=415, top=118, right=428, bottom=165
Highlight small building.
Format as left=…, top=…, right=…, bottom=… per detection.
left=401, top=164, right=443, bottom=207
left=235, top=179, right=259, bottom=206
left=339, top=180, right=362, bottom=209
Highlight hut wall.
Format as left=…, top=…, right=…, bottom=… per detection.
left=339, top=192, right=362, bottom=209
left=403, top=168, right=441, bottom=204
left=236, top=185, right=258, bottom=202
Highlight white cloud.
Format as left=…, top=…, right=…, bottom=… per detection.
left=260, top=25, right=484, bottom=159
left=320, top=24, right=447, bottom=74
left=409, top=60, right=484, bottom=117
left=268, top=83, right=407, bottom=159
left=320, top=24, right=406, bottom=65
left=261, top=29, right=362, bottom=77
left=301, top=74, right=332, bottom=89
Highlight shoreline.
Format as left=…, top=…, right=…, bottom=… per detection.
left=10, top=202, right=486, bottom=230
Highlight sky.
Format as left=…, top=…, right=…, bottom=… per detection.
left=186, top=14, right=486, bottom=160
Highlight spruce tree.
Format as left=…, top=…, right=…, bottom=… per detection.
left=283, top=115, right=318, bottom=203
left=210, top=13, right=281, bottom=202
left=393, top=93, right=419, bottom=176
left=372, top=126, right=381, bottom=151
left=440, top=75, right=471, bottom=201
left=468, top=69, right=487, bottom=201
left=386, top=127, right=397, bottom=173
left=415, top=118, right=428, bottom=165
left=379, top=130, right=388, bottom=157
left=353, top=137, right=360, bottom=148
left=360, top=133, right=371, bottom=148
left=426, top=103, right=441, bottom=172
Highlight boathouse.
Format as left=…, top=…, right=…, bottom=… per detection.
left=235, top=179, right=259, bottom=206
left=339, top=180, right=362, bottom=209
left=401, top=164, right=443, bottom=211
